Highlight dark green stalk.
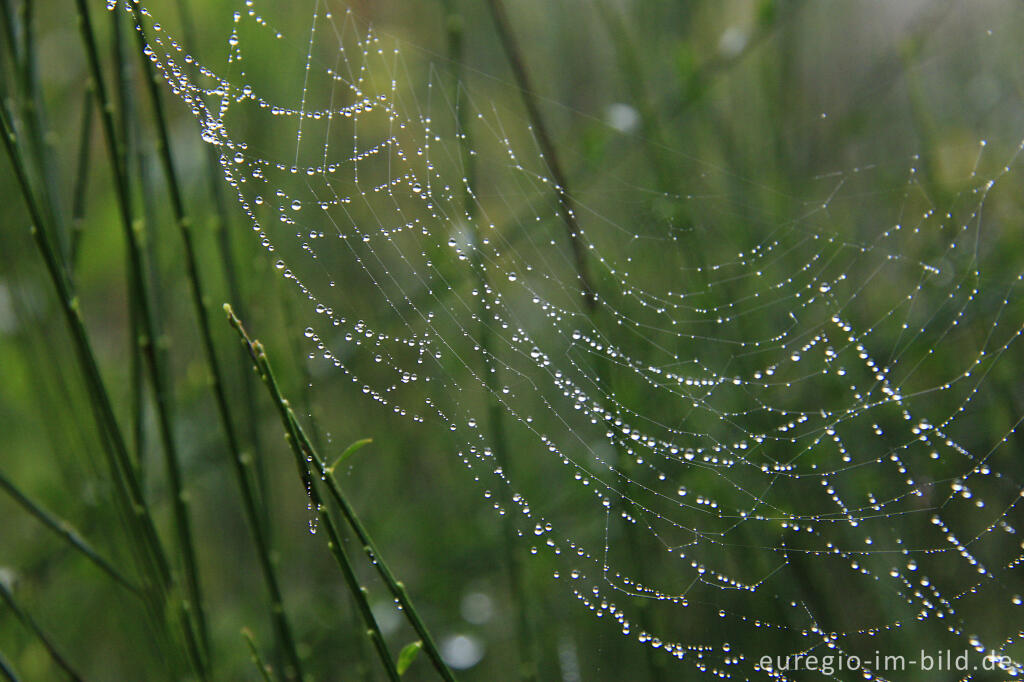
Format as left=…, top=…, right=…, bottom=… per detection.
left=661, top=1, right=803, bottom=123
left=309, top=483, right=400, bottom=681
left=278, top=291, right=325, bottom=454
left=585, top=362, right=667, bottom=682
left=71, top=0, right=209, bottom=673
left=15, top=0, right=70, bottom=267
left=213, top=148, right=272, bottom=524
left=275, top=280, right=380, bottom=677
left=127, top=14, right=307, bottom=680
left=594, top=1, right=677, bottom=197
left=127, top=252, right=146, bottom=471
left=442, top=3, right=538, bottom=679
left=479, top=9, right=669, bottom=676
left=580, top=13, right=675, bottom=680
left=0, top=581, right=83, bottom=682
left=110, top=5, right=148, bottom=470
left=0, top=100, right=165, bottom=586
left=0, top=150, right=129, bottom=581
left=225, top=305, right=457, bottom=682
left=316, top=435, right=455, bottom=676
left=1, top=96, right=178, bottom=676
left=124, top=10, right=174, bottom=489
left=204, top=142, right=267, bottom=489
left=0, top=649, right=18, bottom=682
left=68, top=88, right=94, bottom=269
left=319, top=457, right=454, bottom=680
left=483, top=9, right=683, bottom=678
left=109, top=3, right=131, bottom=179
left=485, top=0, right=596, bottom=311
left=0, top=469, right=140, bottom=595
left=241, top=629, right=275, bottom=682
left=0, top=0, right=18, bottom=69
left=172, top=0, right=272, bottom=530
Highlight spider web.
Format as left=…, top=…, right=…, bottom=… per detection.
left=130, top=0, right=1024, bottom=678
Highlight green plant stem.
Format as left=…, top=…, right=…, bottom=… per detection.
left=479, top=8, right=670, bottom=677
left=483, top=9, right=675, bottom=679
left=0, top=0, right=18, bottom=70
left=313, top=492, right=400, bottom=681
left=441, top=3, right=538, bottom=679
left=662, top=2, right=799, bottom=122
left=0, top=469, right=140, bottom=595
left=225, top=305, right=457, bottom=682
left=207, top=151, right=268, bottom=502
left=0, top=649, right=18, bottom=682
left=484, top=0, right=596, bottom=311
left=127, top=246, right=145, bottom=473
left=14, top=0, right=70, bottom=267
left=69, top=87, right=95, bottom=269
left=278, top=290, right=325, bottom=453
left=241, top=629, right=276, bottom=682
left=71, top=0, right=209, bottom=674
left=111, top=6, right=150, bottom=472
left=594, top=1, right=680, bottom=201
left=1, top=95, right=169, bottom=608
left=171, top=0, right=273, bottom=534
left=2, top=71, right=188, bottom=682
left=0, top=581, right=83, bottom=682
left=127, top=13, right=306, bottom=681
left=275, top=283, right=380, bottom=678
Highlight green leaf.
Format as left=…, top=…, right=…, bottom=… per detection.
left=396, top=640, right=423, bottom=676
left=328, top=438, right=373, bottom=473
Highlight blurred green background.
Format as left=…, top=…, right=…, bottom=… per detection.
left=2, top=1, right=1024, bottom=680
